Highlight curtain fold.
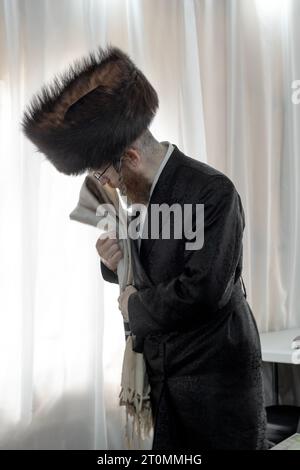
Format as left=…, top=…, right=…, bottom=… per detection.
left=0, top=0, right=299, bottom=449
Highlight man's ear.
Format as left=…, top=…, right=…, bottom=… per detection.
left=122, top=148, right=140, bottom=169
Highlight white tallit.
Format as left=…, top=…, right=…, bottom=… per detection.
left=69, top=175, right=153, bottom=449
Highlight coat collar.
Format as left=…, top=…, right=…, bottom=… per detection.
left=139, top=144, right=186, bottom=258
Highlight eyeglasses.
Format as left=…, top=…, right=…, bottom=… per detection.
left=93, top=157, right=123, bottom=183
left=93, top=162, right=112, bottom=182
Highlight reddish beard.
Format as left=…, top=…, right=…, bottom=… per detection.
left=120, top=166, right=151, bottom=204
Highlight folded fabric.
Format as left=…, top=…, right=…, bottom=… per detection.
left=69, top=175, right=153, bottom=449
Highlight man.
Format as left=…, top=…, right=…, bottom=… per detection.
left=22, top=45, right=266, bottom=450
left=96, top=128, right=267, bottom=451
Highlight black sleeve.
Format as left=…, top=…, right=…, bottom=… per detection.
left=128, top=176, right=244, bottom=339
left=100, top=260, right=119, bottom=284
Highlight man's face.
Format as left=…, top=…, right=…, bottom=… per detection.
left=95, top=152, right=151, bottom=205
left=120, top=162, right=151, bottom=205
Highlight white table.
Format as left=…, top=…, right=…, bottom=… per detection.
left=259, top=328, right=300, bottom=407
left=260, top=328, right=300, bottom=364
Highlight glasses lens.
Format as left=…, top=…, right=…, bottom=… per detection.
left=94, top=162, right=111, bottom=180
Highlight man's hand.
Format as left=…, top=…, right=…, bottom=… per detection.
left=118, top=285, right=137, bottom=322
left=95, top=231, right=123, bottom=273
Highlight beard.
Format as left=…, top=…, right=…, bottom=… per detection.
left=118, top=167, right=152, bottom=205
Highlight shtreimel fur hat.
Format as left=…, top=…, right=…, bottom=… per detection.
left=21, top=45, right=159, bottom=175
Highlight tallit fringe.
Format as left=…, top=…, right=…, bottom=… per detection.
left=118, top=336, right=153, bottom=449
left=119, top=388, right=153, bottom=449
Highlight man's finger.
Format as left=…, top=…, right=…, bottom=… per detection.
left=96, top=237, right=121, bottom=259
left=98, top=231, right=117, bottom=242
left=96, top=236, right=116, bottom=250
left=109, top=250, right=123, bottom=266
left=106, top=243, right=122, bottom=260
left=102, top=250, right=122, bottom=272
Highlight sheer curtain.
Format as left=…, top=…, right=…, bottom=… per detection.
left=0, top=0, right=299, bottom=450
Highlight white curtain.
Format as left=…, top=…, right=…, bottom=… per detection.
left=0, top=0, right=299, bottom=449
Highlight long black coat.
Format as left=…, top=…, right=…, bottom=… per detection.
left=101, top=144, right=267, bottom=450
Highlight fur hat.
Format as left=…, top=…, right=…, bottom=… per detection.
left=21, top=45, right=159, bottom=175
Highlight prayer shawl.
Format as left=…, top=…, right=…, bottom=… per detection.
left=69, top=175, right=153, bottom=449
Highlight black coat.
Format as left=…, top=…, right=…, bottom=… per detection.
left=101, top=144, right=267, bottom=450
